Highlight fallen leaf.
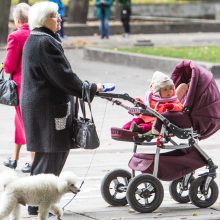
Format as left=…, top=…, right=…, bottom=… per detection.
left=128, top=208, right=135, bottom=213
left=192, top=211, right=198, bottom=216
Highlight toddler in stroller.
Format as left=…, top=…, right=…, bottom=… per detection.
left=97, top=60, right=220, bottom=213
left=123, top=70, right=184, bottom=135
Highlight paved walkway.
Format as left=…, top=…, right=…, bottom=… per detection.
left=0, top=33, right=220, bottom=220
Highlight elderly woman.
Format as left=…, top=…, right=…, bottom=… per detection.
left=21, top=1, right=103, bottom=215
left=3, top=3, right=34, bottom=173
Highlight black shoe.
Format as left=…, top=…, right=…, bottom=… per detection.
left=3, top=158, right=17, bottom=169
left=48, top=212, right=55, bottom=217
left=130, top=122, right=142, bottom=133
left=21, top=162, right=31, bottom=173
left=28, top=206, right=38, bottom=215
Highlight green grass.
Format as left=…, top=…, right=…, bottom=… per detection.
left=131, top=0, right=195, bottom=4
left=118, top=46, right=220, bottom=63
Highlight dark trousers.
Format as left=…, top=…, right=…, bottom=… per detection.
left=122, top=18, right=130, bottom=34
left=31, top=151, right=69, bottom=176
left=99, top=17, right=109, bottom=38
left=121, top=8, right=131, bottom=34
left=28, top=151, right=69, bottom=214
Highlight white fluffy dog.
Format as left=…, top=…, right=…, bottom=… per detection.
left=0, top=171, right=80, bottom=220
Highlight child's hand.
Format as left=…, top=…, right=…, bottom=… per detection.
left=135, top=98, right=144, bottom=103
left=163, top=103, right=174, bottom=111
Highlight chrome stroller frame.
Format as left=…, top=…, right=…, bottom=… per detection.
left=97, top=92, right=218, bottom=213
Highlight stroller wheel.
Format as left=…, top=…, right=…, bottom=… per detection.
left=169, top=176, right=195, bottom=203
left=101, top=169, right=131, bottom=206
left=126, top=174, right=164, bottom=213
left=189, top=176, right=219, bottom=208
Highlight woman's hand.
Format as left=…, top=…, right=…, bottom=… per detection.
left=96, top=83, right=103, bottom=92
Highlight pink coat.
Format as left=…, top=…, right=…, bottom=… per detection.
left=140, top=96, right=183, bottom=123
left=4, top=23, right=30, bottom=145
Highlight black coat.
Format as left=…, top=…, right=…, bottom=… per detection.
left=21, top=27, right=97, bottom=152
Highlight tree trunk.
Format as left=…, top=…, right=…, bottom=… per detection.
left=68, top=0, right=88, bottom=24
left=19, top=0, right=29, bottom=3
left=114, top=0, right=121, bottom=20
left=0, top=0, right=11, bottom=44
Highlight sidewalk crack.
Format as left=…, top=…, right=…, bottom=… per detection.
left=65, top=210, right=100, bottom=220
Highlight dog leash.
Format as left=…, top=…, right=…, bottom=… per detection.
left=61, top=99, right=109, bottom=211
left=61, top=180, right=84, bottom=211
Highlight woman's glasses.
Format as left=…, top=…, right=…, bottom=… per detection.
left=50, top=14, right=61, bottom=19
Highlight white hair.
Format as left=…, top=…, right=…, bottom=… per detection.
left=13, top=3, right=30, bottom=24
left=28, top=2, right=58, bottom=30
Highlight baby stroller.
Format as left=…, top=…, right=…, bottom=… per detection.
left=97, top=60, right=220, bottom=213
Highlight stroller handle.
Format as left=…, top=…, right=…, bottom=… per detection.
left=96, top=92, right=135, bottom=103
left=96, top=92, right=167, bottom=121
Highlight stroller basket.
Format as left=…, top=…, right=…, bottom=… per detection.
left=129, top=148, right=206, bottom=181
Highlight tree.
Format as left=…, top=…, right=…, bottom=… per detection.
left=114, top=0, right=121, bottom=20
left=0, top=0, right=11, bottom=44
left=68, top=0, right=89, bottom=24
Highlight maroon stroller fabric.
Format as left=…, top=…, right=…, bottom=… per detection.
left=172, top=60, right=220, bottom=140
left=128, top=60, right=220, bottom=181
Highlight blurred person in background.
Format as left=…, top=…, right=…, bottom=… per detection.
left=95, top=0, right=113, bottom=39
left=119, top=0, right=131, bottom=38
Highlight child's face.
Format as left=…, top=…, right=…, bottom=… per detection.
left=160, top=85, right=175, bottom=98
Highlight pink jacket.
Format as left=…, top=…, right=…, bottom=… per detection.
left=140, top=94, right=183, bottom=123
left=4, top=23, right=30, bottom=87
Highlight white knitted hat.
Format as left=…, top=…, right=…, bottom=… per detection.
left=151, top=71, right=174, bottom=95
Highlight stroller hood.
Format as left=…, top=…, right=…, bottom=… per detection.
left=171, top=60, right=220, bottom=140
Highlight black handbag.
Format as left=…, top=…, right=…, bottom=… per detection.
left=0, top=67, right=18, bottom=106
left=74, top=82, right=100, bottom=150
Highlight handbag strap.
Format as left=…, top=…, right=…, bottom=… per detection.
left=74, top=82, right=87, bottom=119
left=75, top=97, right=79, bottom=118
left=81, top=81, right=94, bottom=122
left=74, top=81, right=94, bottom=122
left=0, top=67, right=13, bottom=80
left=0, top=67, right=4, bottom=80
